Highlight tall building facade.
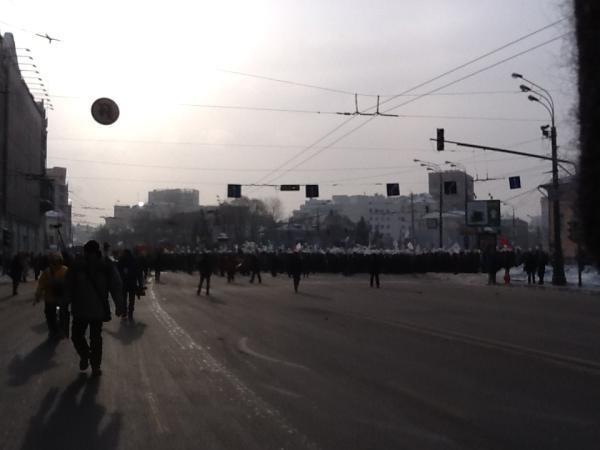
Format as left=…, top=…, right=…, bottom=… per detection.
left=428, top=170, right=475, bottom=211
left=45, top=167, right=72, bottom=248
left=0, top=33, right=49, bottom=256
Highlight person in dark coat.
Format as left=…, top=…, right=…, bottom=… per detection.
left=523, top=250, right=536, bottom=284
left=248, top=252, right=262, bottom=284
left=9, top=254, right=24, bottom=295
left=197, top=251, right=214, bottom=296
left=290, top=252, right=303, bottom=293
left=117, top=249, right=144, bottom=322
left=536, top=248, right=548, bottom=285
left=483, top=245, right=498, bottom=285
left=66, top=240, right=125, bottom=377
left=368, top=252, right=381, bottom=288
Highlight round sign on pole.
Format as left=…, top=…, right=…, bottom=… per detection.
left=91, top=97, right=119, bottom=125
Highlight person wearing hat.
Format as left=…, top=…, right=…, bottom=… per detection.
left=34, top=252, right=69, bottom=339
left=66, top=240, right=125, bottom=376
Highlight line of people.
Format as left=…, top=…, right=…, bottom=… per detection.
left=28, top=241, right=146, bottom=377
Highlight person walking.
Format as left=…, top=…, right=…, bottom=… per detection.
left=249, top=252, right=262, bottom=284
left=197, top=251, right=214, bottom=296
left=368, top=252, right=381, bottom=288
left=483, top=244, right=498, bottom=285
left=34, top=252, right=69, bottom=339
left=290, top=251, right=303, bottom=293
left=9, top=254, right=24, bottom=295
left=524, top=250, right=536, bottom=284
left=536, top=248, right=548, bottom=285
left=117, top=249, right=144, bottom=323
left=66, top=240, right=124, bottom=377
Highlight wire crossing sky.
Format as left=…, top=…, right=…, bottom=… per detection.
left=0, top=0, right=577, bottom=224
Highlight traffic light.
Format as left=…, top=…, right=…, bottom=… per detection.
left=386, top=183, right=400, bottom=197
left=436, top=128, right=444, bottom=151
left=227, top=184, right=241, bottom=198
left=306, top=184, right=319, bottom=198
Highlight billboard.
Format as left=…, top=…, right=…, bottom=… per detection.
left=467, top=200, right=501, bottom=227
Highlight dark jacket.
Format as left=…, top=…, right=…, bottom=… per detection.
left=66, top=256, right=124, bottom=321
left=117, top=253, right=143, bottom=292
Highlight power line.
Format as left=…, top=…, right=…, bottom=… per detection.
left=248, top=18, right=568, bottom=190
left=266, top=32, right=568, bottom=185
left=217, top=15, right=565, bottom=99
left=48, top=156, right=422, bottom=173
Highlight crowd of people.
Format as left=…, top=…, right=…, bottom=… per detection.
left=2, top=243, right=554, bottom=377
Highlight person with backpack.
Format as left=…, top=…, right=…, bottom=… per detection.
left=66, top=240, right=125, bottom=377
left=117, top=249, right=144, bottom=322
left=34, top=252, right=69, bottom=339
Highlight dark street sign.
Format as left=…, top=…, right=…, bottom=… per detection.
left=280, top=185, right=300, bottom=191
left=509, top=176, right=521, bottom=189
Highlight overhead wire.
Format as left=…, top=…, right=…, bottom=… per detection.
left=262, top=32, right=569, bottom=187
left=248, top=18, right=568, bottom=191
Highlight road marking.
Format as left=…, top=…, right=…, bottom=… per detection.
left=147, top=283, right=319, bottom=449
left=238, top=337, right=311, bottom=371
left=138, top=355, right=169, bottom=435
left=341, top=311, right=600, bottom=374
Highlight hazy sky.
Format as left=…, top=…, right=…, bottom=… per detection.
left=1, top=0, right=576, bottom=224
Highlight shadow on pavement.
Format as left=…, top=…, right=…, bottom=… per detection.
left=19, top=374, right=122, bottom=450
left=8, top=339, right=59, bottom=386
left=105, top=320, right=147, bottom=345
left=206, top=295, right=227, bottom=305
left=296, top=291, right=332, bottom=301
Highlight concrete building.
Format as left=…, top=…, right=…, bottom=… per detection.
left=428, top=170, right=475, bottom=212
left=0, top=33, right=49, bottom=256
left=292, top=193, right=436, bottom=248
left=104, top=189, right=202, bottom=231
left=44, top=167, right=72, bottom=248
left=148, top=189, right=199, bottom=212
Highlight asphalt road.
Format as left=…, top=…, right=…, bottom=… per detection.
left=1, top=272, right=599, bottom=450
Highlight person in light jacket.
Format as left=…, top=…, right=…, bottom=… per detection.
left=34, top=252, right=69, bottom=339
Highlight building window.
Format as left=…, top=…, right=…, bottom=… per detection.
left=444, top=181, right=458, bottom=195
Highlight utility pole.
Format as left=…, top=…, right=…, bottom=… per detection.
left=414, top=159, right=443, bottom=249
left=410, top=192, right=415, bottom=252
left=550, top=122, right=567, bottom=284
left=439, top=172, right=443, bottom=249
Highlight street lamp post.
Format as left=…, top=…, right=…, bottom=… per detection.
left=414, top=159, right=443, bottom=248
left=446, top=161, right=469, bottom=249
left=512, top=72, right=566, bottom=285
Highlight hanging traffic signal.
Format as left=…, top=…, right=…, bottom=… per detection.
left=436, top=128, right=445, bottom=151
left=509, top=176, right=521, bottom=189
left=227, top=184, right=242, bottom=198
left=386, top=183, right=400, bottom=197
left=306, top=185, right=319, bottom=198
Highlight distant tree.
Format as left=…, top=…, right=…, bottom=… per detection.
left=264, top=197, right=285, bottom=222
left=355, top=216, right=370, bottom=246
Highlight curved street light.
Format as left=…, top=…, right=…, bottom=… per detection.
left=513, top=72, right=566, bottom=285
left=414, top=159, right=443, bottom=248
